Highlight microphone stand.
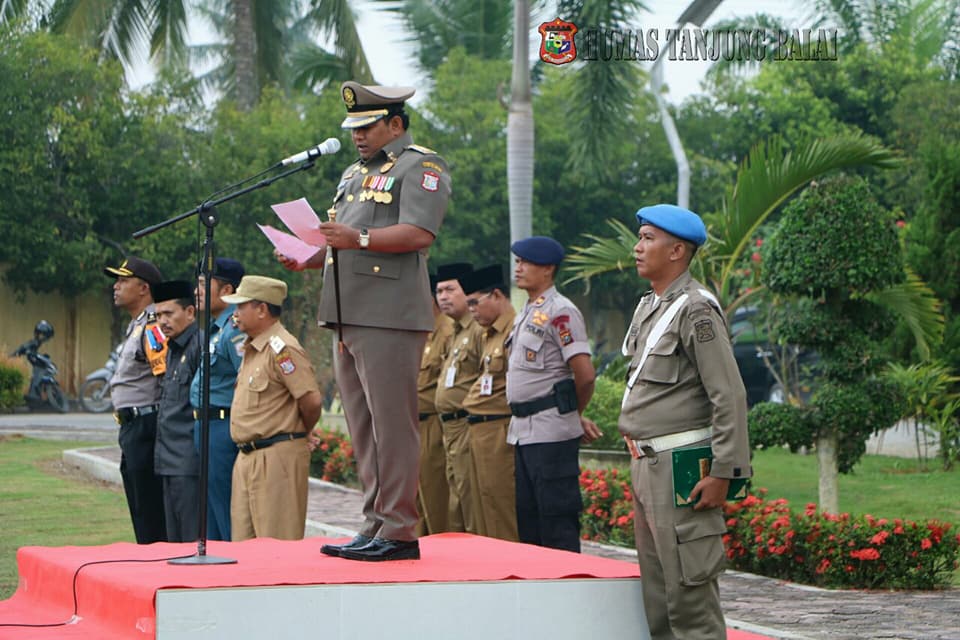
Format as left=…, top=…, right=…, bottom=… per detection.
left=133, top=160, right=317, bottom=565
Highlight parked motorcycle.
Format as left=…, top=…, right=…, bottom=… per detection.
left=79, top=344, right=120, bottom=413
left=10, top=320, right=71, bottom=413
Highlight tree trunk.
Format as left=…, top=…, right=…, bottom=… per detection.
left=233, top=0, right=258, bottom=111
left=507, top=0, right=533, bottom=306
left=816, top=430, right=840, bottom=514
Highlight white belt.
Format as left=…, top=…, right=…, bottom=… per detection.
left=624, top=426, right=713, bottom=459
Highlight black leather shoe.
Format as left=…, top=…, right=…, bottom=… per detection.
left=339, top=537, right=420, bottom=562
left=320, top=534, right=373, bottom=558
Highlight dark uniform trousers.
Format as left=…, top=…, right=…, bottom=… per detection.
left=631, top=438, right=727, bottom=640
left=514, top=436, right=582, bottom=553
left=161, top=475, right=199, bottom=542
left=416, top=413, right=449, bottom=535
left=194, top=417, right=238, bottom=541
left=335, top=324, right=426, bottom=541
left=118, top=413, right=166, bottom=544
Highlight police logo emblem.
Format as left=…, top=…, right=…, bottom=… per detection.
left=525, top=349, right=537, bottom=362
left=695, top=319, right=716, bottom=343
left=342, top=87, right=356, bottom=108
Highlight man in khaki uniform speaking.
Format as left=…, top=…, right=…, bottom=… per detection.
left=619, top=204, right=752, bottom=640
left=280, top=82, right=450, bottom=561
left=223, top=276, right=322, bottom=541
left=461, top=265, right=518, bottom=542
left=433, top=262, right=483, bottom=534
left=415, top=274, right=455, bottom=535
left=506, top=237, right=601, bottom=552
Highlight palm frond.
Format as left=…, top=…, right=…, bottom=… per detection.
left=864, top=268, right=944, bottom=361
left=563, top=218, right=637, bottom=286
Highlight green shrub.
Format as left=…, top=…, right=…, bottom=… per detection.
left=583, top=374, right=627, bottom=450
left=309, top=426, right=358, bottom=487
left=0, top=362, right=26, bottom=410
left=724, top=491, right=960, bottom=589
left=579, top=467, right=635, bottom=547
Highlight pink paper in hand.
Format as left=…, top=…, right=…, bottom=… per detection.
left=257, top=224, right=322, bottom=266
left=270, top=198, right=328, bottom=247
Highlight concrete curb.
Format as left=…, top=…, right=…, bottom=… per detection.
left=62, top=446, right=122, bottom=485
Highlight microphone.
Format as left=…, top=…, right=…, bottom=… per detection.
left=280, top=138, right=341, bottom=166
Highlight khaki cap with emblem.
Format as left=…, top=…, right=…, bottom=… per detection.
left=220, top=275, right=288, bottom=307
left=340, top=81, right=415, bottom=129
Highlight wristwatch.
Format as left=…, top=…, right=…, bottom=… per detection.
left=358, top=227, right=370, bottom=249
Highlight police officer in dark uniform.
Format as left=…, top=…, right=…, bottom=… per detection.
left=190, top=257, right=246, bottom=542
left=105, top=256, right=167, bottom=543
left=506, top=237, right=601, bottom=552
left=279, top=82, right=451, bottom=561
left=152, top=280, right=202, bottom=542
left=620, top=204, right=752, bottom=639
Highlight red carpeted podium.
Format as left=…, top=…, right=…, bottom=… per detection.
left=0, top=534, right=771, bottom=640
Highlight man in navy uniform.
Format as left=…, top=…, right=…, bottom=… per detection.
left=505, top=237, right=601, bottom=552
left=191, top=258, right=246, bottom=542
left=619, top=204, right=751, bottom=639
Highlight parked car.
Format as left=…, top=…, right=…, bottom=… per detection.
left=730, top=307, right=817, bottom=407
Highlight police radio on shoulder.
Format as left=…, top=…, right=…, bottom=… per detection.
left=280, top=138, right=342, bottom=166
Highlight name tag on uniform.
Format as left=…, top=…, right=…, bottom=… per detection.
left=479, top=373, right=493, bottom=396
left=444, top=365, right=457, bottom=388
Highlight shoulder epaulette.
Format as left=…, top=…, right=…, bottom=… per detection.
left=405, top=144, right=436, bottom=155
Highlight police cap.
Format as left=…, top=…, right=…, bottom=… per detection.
left=340, top=81, right=415, bottom=130
left=103, top=256, right=162, bottom=285
left=636, top=204, right=708, bottom=247
left=511, top=236, right=565, bottom=266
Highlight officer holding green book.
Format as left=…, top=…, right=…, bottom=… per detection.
left=619, top=204, right=752, bottom=640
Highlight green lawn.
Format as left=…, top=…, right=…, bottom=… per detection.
left=750, top=447, right=960, bottom=525
left=0, top=436, right=134, bottom=600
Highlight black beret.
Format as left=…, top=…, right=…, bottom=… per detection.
left=511, top=236, right=564, bottom=265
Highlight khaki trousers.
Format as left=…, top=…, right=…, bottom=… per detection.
left=631, top=439, right=727, bottom=640
left=440, top=415, right=474, bottom=533
left=230, top=438, right=309, bottom=541
left=468, top=417, right=518, bottom=541
left=416, top=413, right=450, bottom=535
left=335, top=325, right=425, bottom=541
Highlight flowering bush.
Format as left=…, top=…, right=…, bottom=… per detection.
left=579, top=467, right=635, bottom=547
left=724, top=490, right=960, bottom=589
left=309, top=426, right=358, bottom=487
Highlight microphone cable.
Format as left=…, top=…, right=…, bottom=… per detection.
left=0, top=552, right=197, bottom=629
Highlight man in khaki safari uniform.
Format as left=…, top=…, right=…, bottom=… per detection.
left=619, top=204, right=752, bottom=640
left=280, top=82, right=451, bottom=561
left=461, top=265, right=518, bottom=542
left=224, top=276, right=322, bottom=541
left=434, top=262, right=484, bottom=534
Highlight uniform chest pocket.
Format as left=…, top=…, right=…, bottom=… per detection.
left=246, top=371, right=269, bottom=409
left=485, top=353, right=506, bottom=373
left=353, top=253, right=400, bottom=280
left=515, top=332, right=545, bottom=370
left=639, top=335, right=680, bottom=384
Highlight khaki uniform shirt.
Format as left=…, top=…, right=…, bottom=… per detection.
left=110, top=306, right=162, bottom=409
left=230, top=322, right=320, bottom=443
left=318, top=132, right=451, bottom=332
left=462, top=307, right=515, bottom=416
left=434, top=315, right=484, bottom=414
left=418, top=313, right=455, bottom=415
left=618, top=271, right=752, bottom=479
left=506, top=286, right=591, bottom=445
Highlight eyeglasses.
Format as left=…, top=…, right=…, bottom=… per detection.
left=466, top=292, right=494, bottom=308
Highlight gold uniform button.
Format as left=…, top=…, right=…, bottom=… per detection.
left=372, top=265, right=381, bottom=273
left=360, top=167, right=369, bottom=174
left=346, top=194, right=354, bottom=202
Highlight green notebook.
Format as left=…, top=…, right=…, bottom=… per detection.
left=672, top=445, right=748, bottom=507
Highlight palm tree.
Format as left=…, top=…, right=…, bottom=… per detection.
left=506, top=0, right=533, bottom=302
left=564, top=133, right=944, bottom=356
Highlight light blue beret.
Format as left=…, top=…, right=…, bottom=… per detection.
left=511, top=236, right=565, bottom=265
left=636, top=204, right=707, bottom=247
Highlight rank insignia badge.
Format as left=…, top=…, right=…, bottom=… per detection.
left=531, top=310, right=550, bottom=326
left=421, top=171, right=440, bottom=192
left=525, top=348, right=537, bottom=362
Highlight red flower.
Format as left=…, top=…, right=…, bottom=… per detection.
left=921, top=538, right=933, bottom=550
left=896, top=220, right=906, bottom=228
left=850, top=548, right=880, bottom=561
left=755, top=238, right=763, bottom=247
left=871, top=531, right=890, bottom=546
left=816, top=559, right=831, bottom=574
left=751, top=252, right=762, bottom=263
